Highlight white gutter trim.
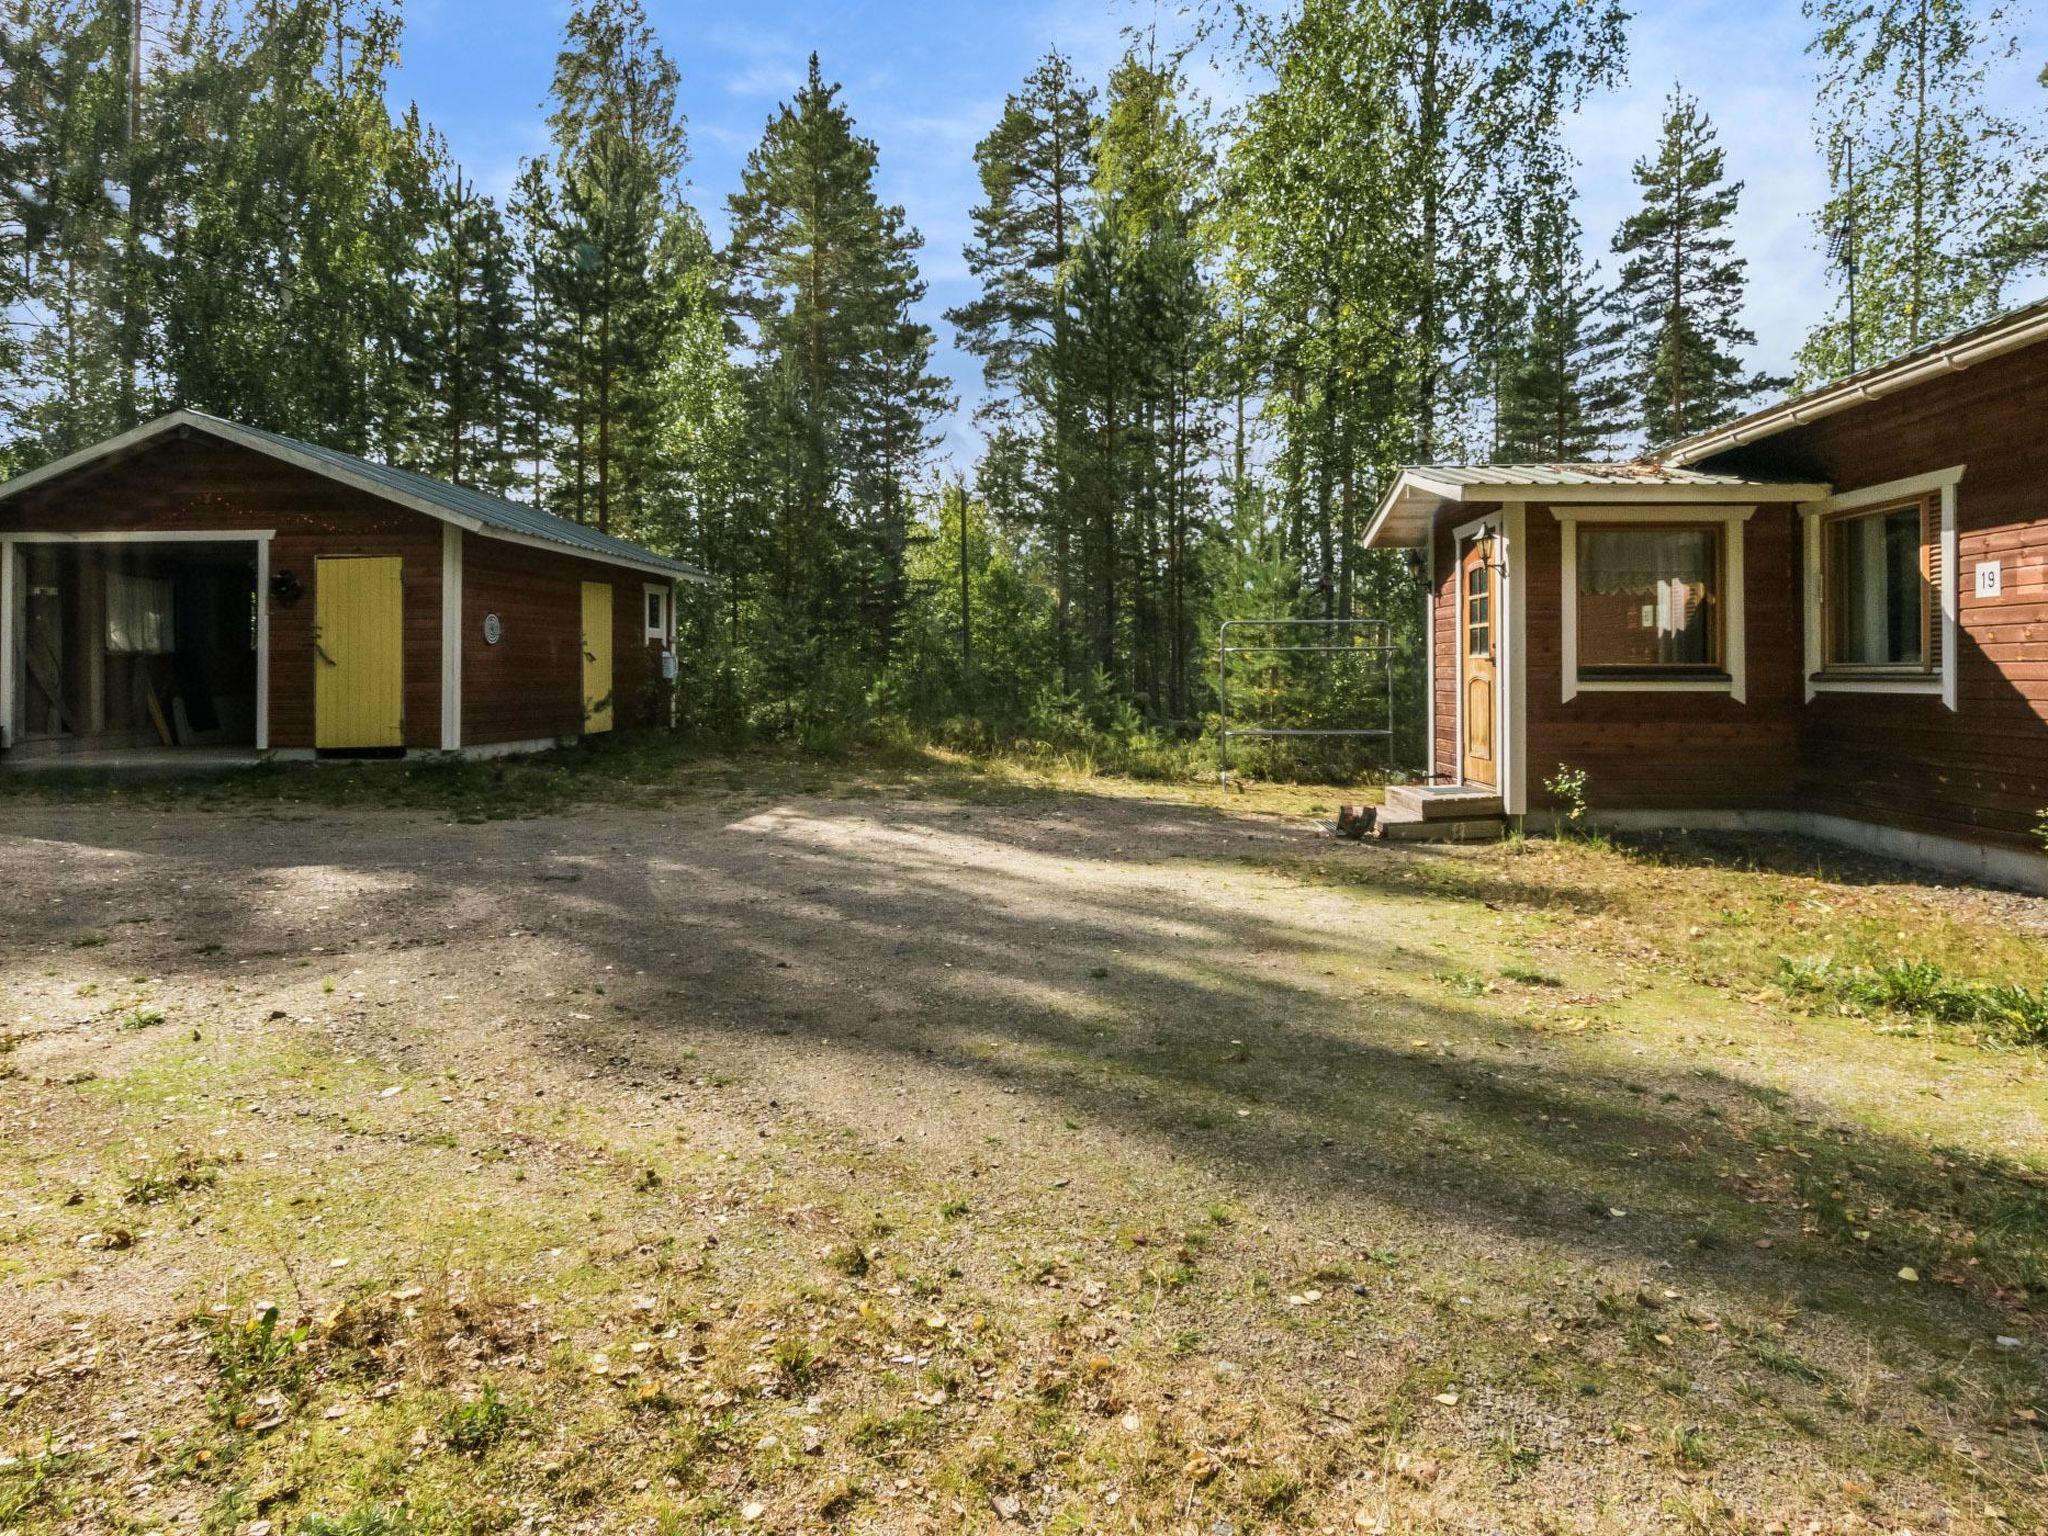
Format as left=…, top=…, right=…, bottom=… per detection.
left=1665, top=305, right=2048, bottom=465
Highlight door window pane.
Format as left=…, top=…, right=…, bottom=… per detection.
left=1825, top=505, right=1925, bottom=668
left=1577, top=526, right=1720, bottom=670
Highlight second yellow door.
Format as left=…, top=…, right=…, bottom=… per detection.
left=581, top=582, right=613, bottom=733
left=314, top=556, right=404, bottom=750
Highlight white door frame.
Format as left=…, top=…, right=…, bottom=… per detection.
left=0, top=530, right=274, bottom=753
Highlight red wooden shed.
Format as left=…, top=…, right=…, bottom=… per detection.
left=0, top=410, right=708, bottom=764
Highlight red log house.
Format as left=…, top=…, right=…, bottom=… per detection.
left=1366, top=295, right=2048, bottom=891
left=0, top=410, right=708, bottom=764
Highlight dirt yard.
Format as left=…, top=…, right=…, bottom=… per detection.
left=2, top=763, right=2044, bottom=1534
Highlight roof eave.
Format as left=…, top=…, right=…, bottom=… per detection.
left=0, top=410, right=711, bottom=584
left=1663, top=298, right=2048, bottom=466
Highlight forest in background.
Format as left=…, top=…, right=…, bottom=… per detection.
left=4, top=0, right=2045, bottom=777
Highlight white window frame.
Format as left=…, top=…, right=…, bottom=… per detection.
left=1799, top=466, right=1961, bottom=711
left=1554, top=505, right=1753, bottom=704
left=642, top=581, right=673, bottom=646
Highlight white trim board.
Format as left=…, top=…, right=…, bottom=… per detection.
left=642, top=580, right=674, bottom=644
left=0, top=529, right=273, bottom=753
left=441, top=524, right=464, bottom=752
left=1554, top=506, right=1754, bottom=704
left=1422, top=528, right=1436, bottom=780
left=1797, top=465, right=1962, bottom=710
left=1502, top=502, right=1528, bottom=817
left=1364, top=470, right=1829, bottom=549
left=0, top=538, right=14, bottom=750
left=2, top=528, right=278, bottom=544
left=255, top=539, right=270, bottom=752
left=1448, top=513, right=1494, bottom=795
left=1447, top=508, right=1527, bottom=813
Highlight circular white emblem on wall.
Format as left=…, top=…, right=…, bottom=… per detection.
left=482, top=613, right=503, bottom=645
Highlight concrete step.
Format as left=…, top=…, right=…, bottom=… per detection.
left=1383, top=783, right=1504, bottom=820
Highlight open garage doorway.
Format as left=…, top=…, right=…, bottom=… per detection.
left=2, top=535, right=268, bottom=764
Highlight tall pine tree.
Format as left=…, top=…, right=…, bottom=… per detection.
left=724, top=55, right=948, bottom=704
left=410, top=168, right=533, bottom=495
left=1497, top=202, right=1627, bottom=461
left=948, top=51, right=1098, bottom=685
left=1610, top=88, right=1781, bottom=446
left=523, top=0, right=692, bottom=534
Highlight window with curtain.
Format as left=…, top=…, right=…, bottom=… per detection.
left=106, top=572, right=176, bottom=655
left=1823, top=502, right=1928, bottom=671
left=1577, top=525, right=1722, bottom=671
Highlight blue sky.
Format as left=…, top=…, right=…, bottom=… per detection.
left=388, top=0, right=2048, bottom=466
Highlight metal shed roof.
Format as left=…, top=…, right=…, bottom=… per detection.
left=1395, top=462, right=1770, bottom=489
left=0, top=409, right=712, bottom=584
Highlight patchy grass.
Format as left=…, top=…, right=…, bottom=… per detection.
left=0, top=767, right=2042, bottom=1533
left=0, top=731, right=1365, bottom=825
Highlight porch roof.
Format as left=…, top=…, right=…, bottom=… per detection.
left=1362, top=463, right=1832, bottom=549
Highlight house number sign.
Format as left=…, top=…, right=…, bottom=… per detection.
left=482, top=613, right=504, bottom=645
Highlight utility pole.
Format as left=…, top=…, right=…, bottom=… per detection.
left=956, top=480, right=973, bottom=679
left=1827, top=139, right=1860, bottom=375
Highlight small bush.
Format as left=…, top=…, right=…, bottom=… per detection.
left=124, top=1150, right=218, bottom=1205
left=1544, top=763, right=1590, bottom=830
left=825, top=1242, right=872, bottom=1279
left=441, top=1383, right=516, bottom=1456
left=203, top=1303, right=312, bottom=1426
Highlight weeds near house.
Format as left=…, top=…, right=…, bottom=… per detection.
left=1544, top=763, right=1591, bottom=831
left=1780, top=955, right=2048, bottom=1045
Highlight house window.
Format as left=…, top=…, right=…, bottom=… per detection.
left=643, top=585, right=669, bottom=644
left=1575, top=525, right=1723, bottom=673
left=1822, top=500, right=1929, bottom=672
left=1465, top=557, right=1491, bottom=657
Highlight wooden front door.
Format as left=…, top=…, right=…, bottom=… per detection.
left=1460, top=537, right=1496, bottom=788
left=313, top=556, right=404, bottom=750
left=580, top=582, right=614, bottom=734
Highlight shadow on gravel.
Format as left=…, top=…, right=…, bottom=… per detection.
left=4, top=788, right=2042, bottom=1351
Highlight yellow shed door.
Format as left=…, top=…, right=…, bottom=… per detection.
left=314, top=557, right=405, bottom=750
left=581, top=582, right=614, bottom=733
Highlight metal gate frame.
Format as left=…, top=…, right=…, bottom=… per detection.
left=1216, top=618, right=1396, bottom=787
